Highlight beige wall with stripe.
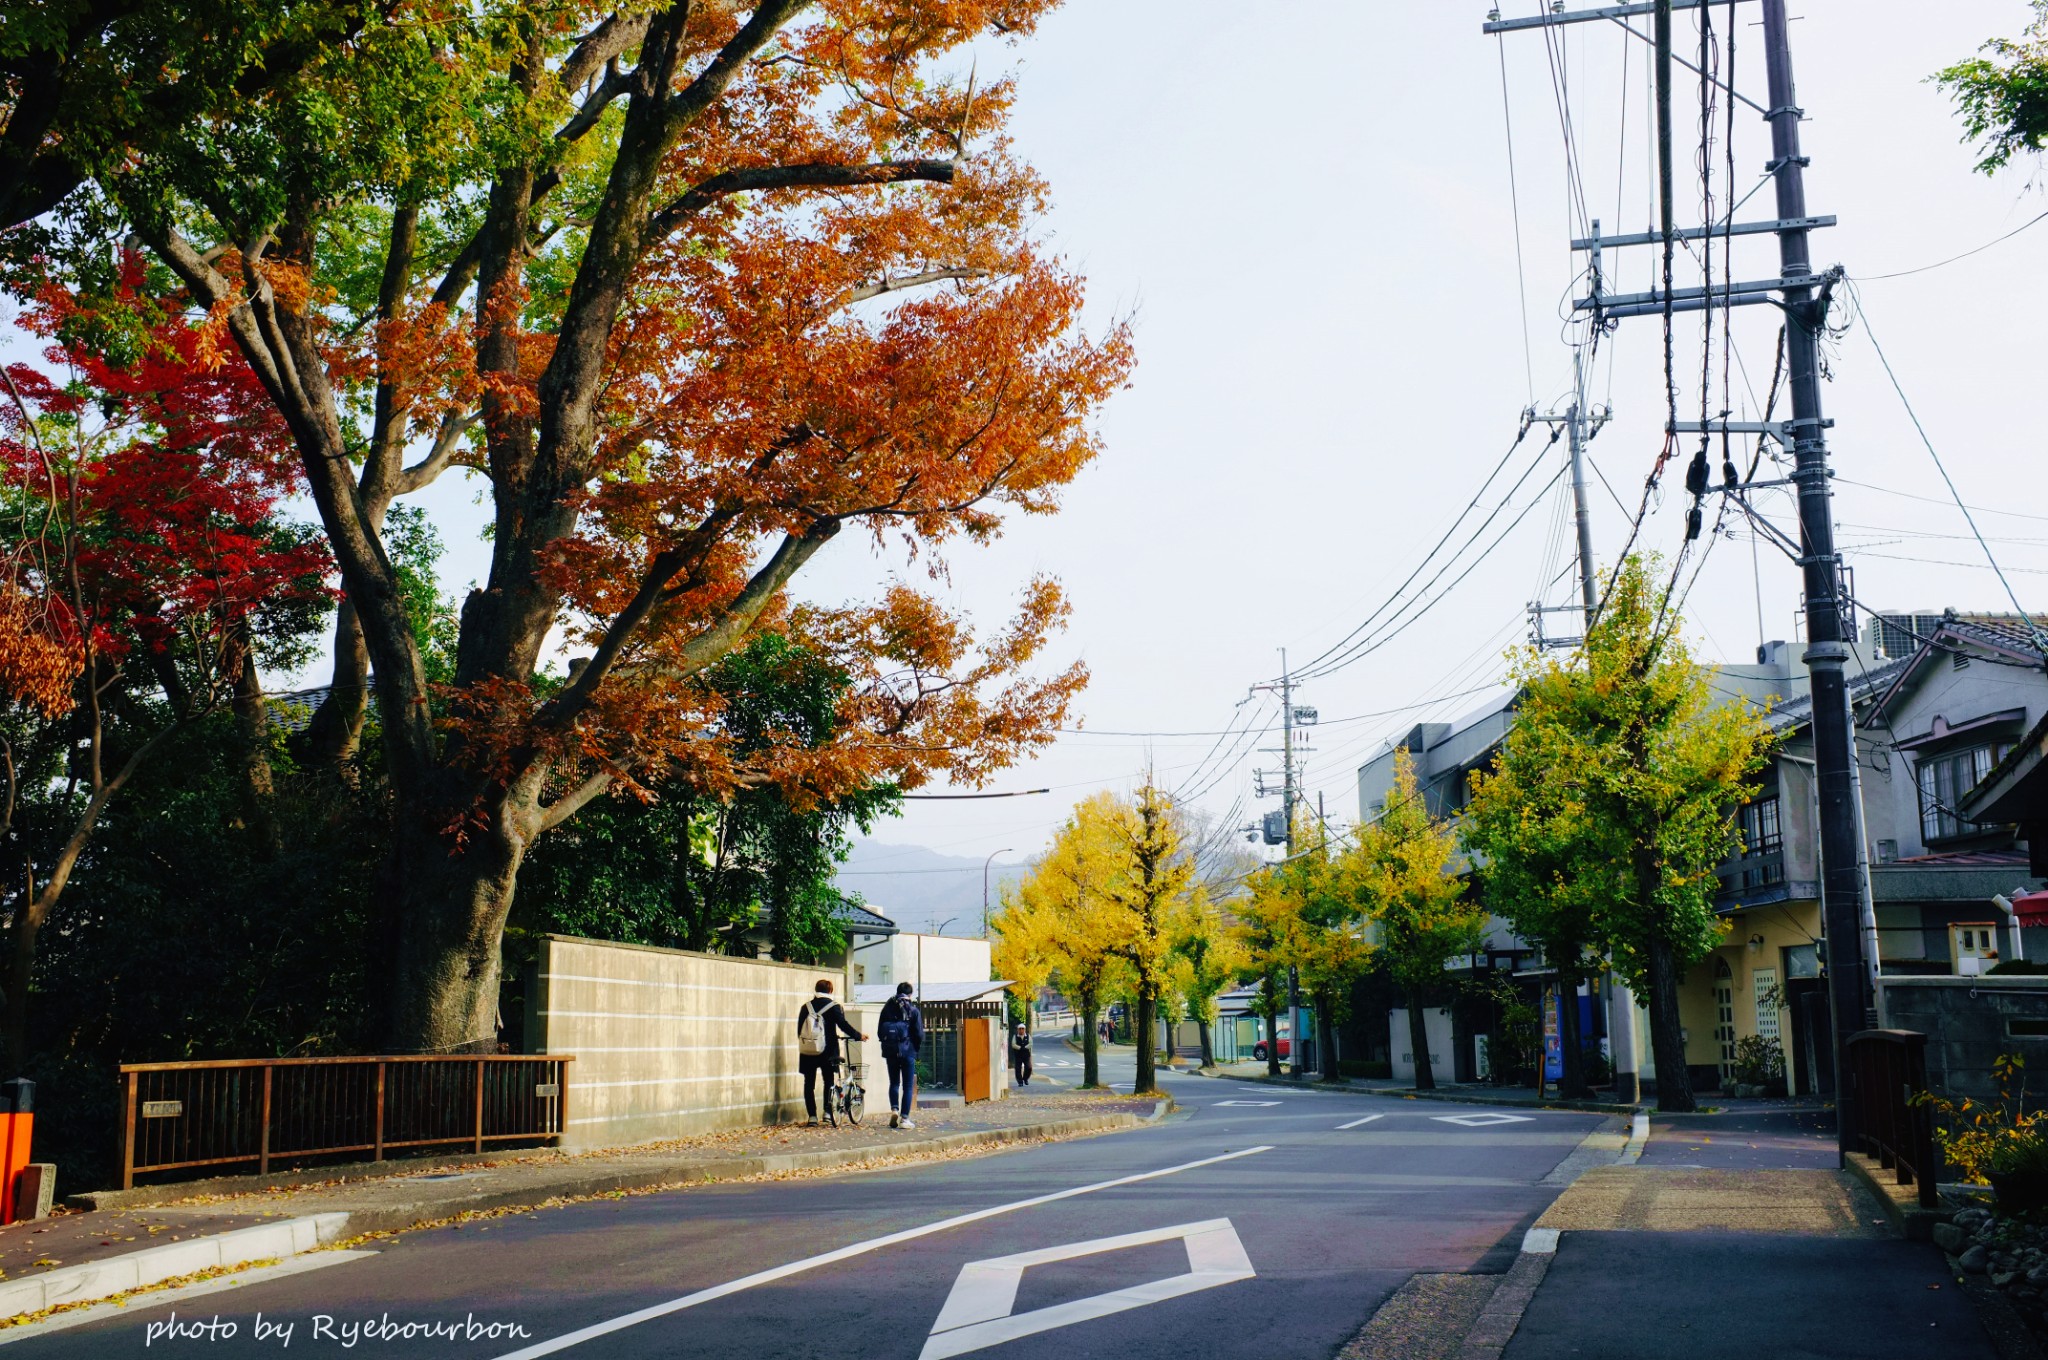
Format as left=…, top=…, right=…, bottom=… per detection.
left=530, top=934, right=882, bottom=1149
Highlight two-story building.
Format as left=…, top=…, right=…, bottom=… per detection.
left=1353, top=613, right=2048, bottom=1100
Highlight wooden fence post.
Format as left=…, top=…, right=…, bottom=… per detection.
left=374, top=1061, right=386, bottom=1162
left=258, top=1067, right=273, bottom=1175
left=473, top=1059, right=485, bottom=1154
left=119, top=1070, right=137, bottom=1191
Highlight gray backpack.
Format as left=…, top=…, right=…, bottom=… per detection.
left=799, top=998, right=835, bottom=1056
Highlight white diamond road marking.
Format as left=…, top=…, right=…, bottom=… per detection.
left=1430, top=1112, right=1535, bottom=1127
left=918, top=1218, right=1256, bottom=1360
left=1213, top=1100, right=1282, bottom=1107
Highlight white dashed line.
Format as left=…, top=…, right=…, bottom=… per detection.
left=1335, top=1114, right=1384, bottom=1130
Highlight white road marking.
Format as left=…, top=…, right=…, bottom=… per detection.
left=0, top=1251, right=379, bottom=1346
left=490, top=1146, right=1276, bottom=1359
left=1212, top=1100, right=1282, bottom=1108
left=1335, top=1114, right=1385, bottom=1130
left=919, top=1218, right=1255, bottom=1360
left=1431, top=1112, right=1535, bottom=1127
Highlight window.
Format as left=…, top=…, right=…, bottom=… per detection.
left=1917, top=743, right=2009, bottom=842
left=1739, top=796, right=1782, bottom=855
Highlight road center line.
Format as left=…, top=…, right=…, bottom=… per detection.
left=1335, top=1115, right=1384, bottom=1130
left=491, top=1145, right=1276, bottom=1360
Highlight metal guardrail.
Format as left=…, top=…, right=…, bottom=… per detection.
left=1844, top=1029, right=1938, bottom=1209
left=117, top=1056, right=572, bottom=1189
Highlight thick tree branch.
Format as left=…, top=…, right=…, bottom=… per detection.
left=649, top=159, right=957, bottom=240
left=394, top=410, right=481, bottom=496
left=834, top=266, right=987, bottom=309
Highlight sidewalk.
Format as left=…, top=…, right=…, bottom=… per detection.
left=1344, top=1091, right=2009, bottom=1360
left=2, top=1087, right=1162, bottom=1328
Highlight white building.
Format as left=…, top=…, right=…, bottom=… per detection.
left=849, top=930, right=992, bottom=995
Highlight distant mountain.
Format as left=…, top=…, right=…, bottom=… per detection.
left=833, top=841, right=1027, bottom=937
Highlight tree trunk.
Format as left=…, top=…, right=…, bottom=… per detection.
left=1079, top=990, right=1100, bottom=1088
left=230, top=646, right=281, bottom=855
left=383, top=796, right=531, bottom=1053
left=305, top=597, right=371, bottom=768
left=1408, top=998, right=1436, bottom=1091
left=1644, top=934, right=1696, bottom=1112
left=1316, top=990, right=1341, bottom=1082
left=1133, top=985, right=1158, bottom=1094
left=1197, top=1017, right=1213, bottom=1069
left=1557, top=964, right=1589, bottom=1099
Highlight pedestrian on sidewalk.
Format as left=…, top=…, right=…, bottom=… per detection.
left=1009, top=1022, right=1033, bottom=1087
left=796, top=979, right=864, bottom=1126
left=877, top=982, right=924, bottom=1129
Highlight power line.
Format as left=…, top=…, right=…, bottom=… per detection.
left=1497, top=28, right=1537, bottom=402
left=1853, top=210, right=2048, bottom=282
left=1846, top=279, right=2048, bottom=652
left=1286, top=418, right=1547, bottom=679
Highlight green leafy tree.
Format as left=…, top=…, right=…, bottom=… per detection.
left=517, top=634, right=899, bottom=965
left=1488, top=558, right=1769, bottom=1112
left=1356, top=749, right=1484, bottom=1092
left=1466, top=693, right=1607, bottom=1098
left=1937, top=3, right=2048, bottom=173
left=1100, top=784, right=1201, bottom=1096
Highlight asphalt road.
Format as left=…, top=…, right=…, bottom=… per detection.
left=20, top=1034, right=1604, bottom=1359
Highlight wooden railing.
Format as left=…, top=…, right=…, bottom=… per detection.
left=117, top=1055, right=572, bottom=1189
left=1844, top=1029, right=1938, bottom=1209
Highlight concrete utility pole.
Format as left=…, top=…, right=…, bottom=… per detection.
left=1758, top=0, right=1869, bottom=1159
left=1280, top=650, right=1304, bottom=1079
left=1486, top=0, right=1861, bottom=1133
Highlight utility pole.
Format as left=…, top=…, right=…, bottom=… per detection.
left=1486, top=0, right=1861, bottom=1139
left=1760, top=0, right=1869, bottom=1159
left=1280, top=650, right=1304, bottom=1079
left=1252, top=651, right=1309, bottom=1078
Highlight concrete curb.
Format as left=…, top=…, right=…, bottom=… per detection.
left=1843, top=1149, right=1946, bottom=1243
left=1203, top=1068, right=1644, bottom=1117
left=0, top=1213, right=349, bottom=1322
left=30, top=1105, right=1163, bottom=1324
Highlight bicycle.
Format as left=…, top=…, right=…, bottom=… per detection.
left=832, top=1061, right=866, bottom=1127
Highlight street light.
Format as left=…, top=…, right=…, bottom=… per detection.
left=982, top=849, right=1014, bottom=936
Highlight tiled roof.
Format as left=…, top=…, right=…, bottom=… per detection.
left=1946, top=618, right=2047, bottom=658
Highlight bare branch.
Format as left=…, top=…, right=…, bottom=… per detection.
left=834, top=266, right=987, bottom=309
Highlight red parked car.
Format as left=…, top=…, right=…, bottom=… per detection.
left=1251, top=1038, right=1291, bottom=1062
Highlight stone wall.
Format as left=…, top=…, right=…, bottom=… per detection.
left=529, top=934, right=882, bottom=1149
left=1878, top=975, right=2048, bottom=1104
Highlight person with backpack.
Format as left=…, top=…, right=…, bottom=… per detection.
left=795, top=979, right=864, bottom=1126
left=876, top=982, right=925, bottom=1129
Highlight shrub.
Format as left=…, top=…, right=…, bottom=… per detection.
left=1917, top=1052, right=2046, bottom=1185
left=1732, top=1035, right=1785, bottom=1087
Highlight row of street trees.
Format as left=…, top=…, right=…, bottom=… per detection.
left=995, top=560, right=1770, bottom=1112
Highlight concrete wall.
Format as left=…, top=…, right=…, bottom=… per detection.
left=849, top=933, right=992, bottom=992
left=1878, top=975, right=2048, bottom=1105
left=1389, top=1007, right=1453, bottom=1083
left=530, top=934, right=883, bottom=1149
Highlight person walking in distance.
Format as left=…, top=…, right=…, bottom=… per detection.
left=876, top=982, right=925, bottom=1129
left=1009, top=1022, right=1033, bottom=1087
left=796, top=979, right=864, bottom=1126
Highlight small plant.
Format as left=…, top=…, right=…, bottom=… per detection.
left=1494, top=1001, right=1543, bottom=1083
left=1732, top=1035, right=1785, bottom=1087
left=1581, top=1043, right=1613, bottom=1087
left=1917, top=1053, right=2046, bottom=1185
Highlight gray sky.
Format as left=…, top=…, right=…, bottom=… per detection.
left=823, top=0, right=2048, bottom=883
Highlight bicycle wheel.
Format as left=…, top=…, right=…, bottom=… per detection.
left=842, top=1077, right=864, bottom=1126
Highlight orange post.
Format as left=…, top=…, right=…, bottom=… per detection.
left=0, top=1079, right=33, bottom=1224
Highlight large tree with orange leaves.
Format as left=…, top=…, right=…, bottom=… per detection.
left=17, top=1, right=1130, bottom=1052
